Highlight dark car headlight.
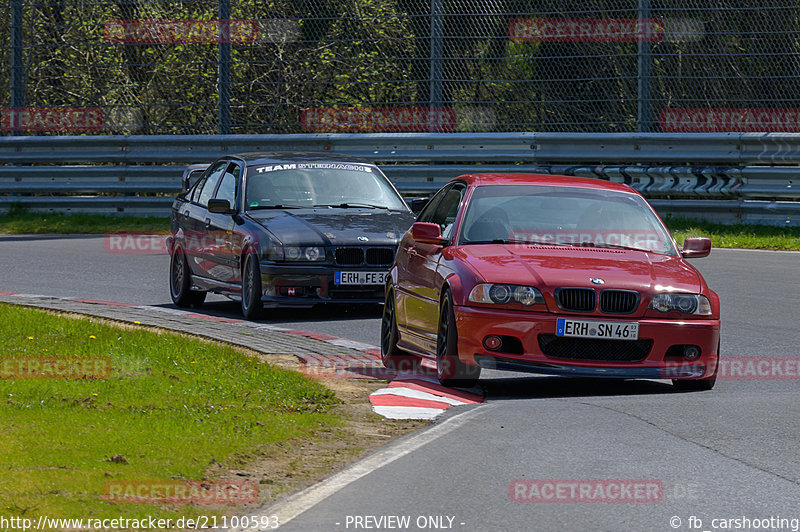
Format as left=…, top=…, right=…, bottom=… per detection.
left=259, top=231, right=285, bottom=261
left=283, top=246, right=326, bottom=262
left=468, top=284, right=544, bottom=306
left=648, top=293, right=712, bottom=315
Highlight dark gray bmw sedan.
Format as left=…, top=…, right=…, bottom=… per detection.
left=167, top=152, right=415, bottom=318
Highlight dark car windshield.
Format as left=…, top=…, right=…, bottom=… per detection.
left=460, top=184, right=678, bottom=256
left=245, top=163, right=408, bottom=211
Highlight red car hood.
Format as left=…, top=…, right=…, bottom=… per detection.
left=456, top=245, right=701, bottom=295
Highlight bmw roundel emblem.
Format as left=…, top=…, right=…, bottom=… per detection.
left=358, top=236, right=369, bottom=242
left=590, top=278, right=605, bottom=285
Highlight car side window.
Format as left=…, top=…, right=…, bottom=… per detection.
left=189, top=175, right=207, bottom=203
left=429, top=184, right=465, bottom=239
left=214, top=164, right=239, bottom=207
left=197, top=162, right=227, bottom=207
left=415, top=185, right=452, bottom=224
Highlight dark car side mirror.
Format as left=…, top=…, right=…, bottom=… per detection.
left=412, top=222, right=447, bottom=245
left=207, top=198, right=235, bottom=215
left=410, top=198, right=429, bottom=215
left=681, top=237, right=711, bottom=258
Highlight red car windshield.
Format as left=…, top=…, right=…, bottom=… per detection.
left=459, top=184, right=678, bottom=256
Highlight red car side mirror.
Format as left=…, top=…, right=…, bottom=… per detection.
left=681, top=237, right=711, bottom=258
left=412, top=222, right=447, bottom=245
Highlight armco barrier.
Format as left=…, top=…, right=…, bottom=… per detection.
left=1, top=133, right=799, bottom=224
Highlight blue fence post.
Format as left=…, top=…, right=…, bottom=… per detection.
left=637, top=0, right=651, bottom=132
left=10, top=0, right=26, bottom=125
left=429, top=0, right=443, bottom=132
left=218, top=0, right=231, bottom=135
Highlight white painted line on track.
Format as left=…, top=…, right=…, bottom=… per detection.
left=229, top=404, right=489, bottom=532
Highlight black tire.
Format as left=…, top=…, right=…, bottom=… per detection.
left=673, top=341, right=718, bottom=392
left=380, top=288, right=419, bottom=371
left=241, top=252, right=263, bottom=320
left=436, top=290, right=481, bottom=387
left=170, top=246, right=206, bottom=308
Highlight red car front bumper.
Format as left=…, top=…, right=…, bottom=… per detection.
left=455, top=305, right=720, bottom=380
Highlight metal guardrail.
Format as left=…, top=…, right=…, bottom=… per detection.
left=1, top=133, right=799, bottom=224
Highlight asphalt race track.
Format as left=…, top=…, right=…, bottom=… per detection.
left=2, top=234, right=800, bottom=531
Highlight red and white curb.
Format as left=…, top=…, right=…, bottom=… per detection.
left=369, top=374, right=484, bottom=420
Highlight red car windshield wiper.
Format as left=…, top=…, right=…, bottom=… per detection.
left=566, top=241, right=651, bottom=252
left=464, top=238, right=546, bottom=245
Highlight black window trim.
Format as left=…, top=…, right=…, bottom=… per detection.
left=191, top=160, right=229, bottom=207
left=416, top=183, right=454, bottom=224
left=210, top=161, right=242, bottom=211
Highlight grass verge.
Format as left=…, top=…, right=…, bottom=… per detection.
left=0, top=212, right=169, bottom=234
left=666, top=217, right=800, bottom=251
left=0, top=303, right=421, bottom=524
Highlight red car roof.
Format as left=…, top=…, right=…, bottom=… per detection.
left=453, top=173, right=636, bottom=194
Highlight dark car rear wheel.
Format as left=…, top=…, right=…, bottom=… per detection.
left=170, top=246, right=206, bottom=308
left=436, top=290, right=481, bottom=387
left=673, top=341, right=718, bottom=392
left=381, top=288, right=419, bottom=371
left=241, top=253, right=263, bottom=320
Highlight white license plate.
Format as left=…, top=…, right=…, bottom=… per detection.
left=334, top=271, right=386, bottom=285
left=556, top=318, right=639, bottom=340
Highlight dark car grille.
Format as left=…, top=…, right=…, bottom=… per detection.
left=334, top=247, right=395, bottom=266
left=366, top=247, right=394, bottom=266
left=599, top=290, right=640, bottom=314
left=538, top=334, right=652, bottom=362
left=555, top=288, right=597, bottom=312
left=335, top=247, right=364, bottom=266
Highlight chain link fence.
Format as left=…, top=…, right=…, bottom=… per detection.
left=2, top=0, right=800, bottom=135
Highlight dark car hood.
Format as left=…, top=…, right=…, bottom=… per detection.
left=457, top=244, right=702, bottom=294
left=247, top=208, right=416, bottom=246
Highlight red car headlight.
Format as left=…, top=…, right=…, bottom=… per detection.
left=648, top=293, right=712, bottom=315
left=468, top=284, right=545, bottom=307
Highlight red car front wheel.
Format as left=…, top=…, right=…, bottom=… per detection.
left=437, top=290, right=481, bottom=387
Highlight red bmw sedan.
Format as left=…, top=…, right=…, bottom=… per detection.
left=381, top=174, right=720, bottom=391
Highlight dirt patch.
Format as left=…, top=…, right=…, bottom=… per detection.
left=211, top=376, right=426, bottom=508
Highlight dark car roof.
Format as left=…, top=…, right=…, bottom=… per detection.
left=233, top=152, right=375, bottom=167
